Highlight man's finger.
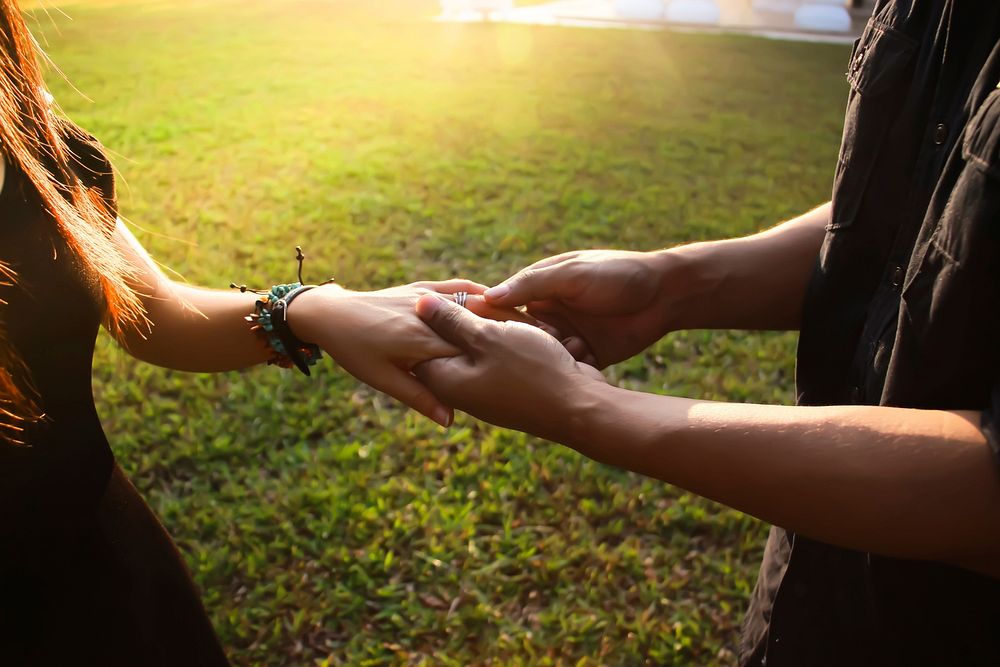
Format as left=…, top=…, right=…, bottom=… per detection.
left=484, top=264, right=582, bottom=308
left=563, top=336, right=592, bottom=362
left=415, top=294, right=489, bottom=349
left=527, top=304, right=582, bottom=343
left=464, top=295, right=539, bottom=326
left=578, top=360, right=605, bottom=380
left=522, top=251, right=581, bottom=273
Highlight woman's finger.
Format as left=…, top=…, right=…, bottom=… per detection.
left=405, top=327, right=463, bottom=362
left=414, top=278, right=489, bottom=295
left=371, top=364, right=454, bottom=427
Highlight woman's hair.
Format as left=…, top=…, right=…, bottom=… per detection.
left=0, top=0, right=143, bottom=443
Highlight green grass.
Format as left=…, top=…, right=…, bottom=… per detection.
left=31, top=1, right=848, bottom=664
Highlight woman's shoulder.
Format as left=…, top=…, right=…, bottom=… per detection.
left=55, top=117, right=117, bottom=214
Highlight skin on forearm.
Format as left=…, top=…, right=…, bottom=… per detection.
left=119, top=281, right=269, bottom=372
left=658, top=201, right=829, bottom=332
left=110, top=220, right=270, bottom=371
left=412, top=296, right=1000, bottom=574
left=569, top=382, right=1000, bottom=575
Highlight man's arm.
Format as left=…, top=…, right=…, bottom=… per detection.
left=483, top=202, right=830, bottom=366
left=660, top=201, right=829, bottom=331
left=414, top=296, right=1000, bottom=578
left=571, top=385, right=1000, bottom=576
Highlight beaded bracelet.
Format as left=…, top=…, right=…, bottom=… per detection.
left=231, top=247, right=330, bottom=376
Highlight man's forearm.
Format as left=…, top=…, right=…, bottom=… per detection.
left=570, top=382, right=1000, bottom=574
left=659, top=202, right=829, bottom=331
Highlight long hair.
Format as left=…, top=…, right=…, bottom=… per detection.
left=0, top=0, right=143, bottom=443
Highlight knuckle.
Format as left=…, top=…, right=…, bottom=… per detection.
left=466, top=323, right=489, bottom=347
left=520, top=268, right=538, bottom=283
left=564, top=259, right=588, bottom=277
left=441, top=304, right=466, bottom=329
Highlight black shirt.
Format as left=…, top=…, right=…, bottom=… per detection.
left=741, top=1, right=1000, bottom=664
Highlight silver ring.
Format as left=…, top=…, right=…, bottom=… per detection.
left=454, top=291, right=468, bottom=308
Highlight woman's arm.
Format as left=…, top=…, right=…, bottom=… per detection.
left=111, top=220, right=269, bottom=371
left=108, top=220, right=517, bottom=426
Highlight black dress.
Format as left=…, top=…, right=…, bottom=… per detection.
left=0, top=124, right=230, bottom=665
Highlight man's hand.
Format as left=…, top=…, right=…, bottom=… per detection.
left=413, top=294, right=606, bottom=442
left=288, top=279, right=528, bottom=427
left=483, top=250, right=680, bottom=368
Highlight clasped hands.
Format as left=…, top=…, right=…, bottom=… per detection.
left=289, top=249, right=679, bottom=438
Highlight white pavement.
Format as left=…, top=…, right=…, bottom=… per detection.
left=437, top=0, right=871, bottom=44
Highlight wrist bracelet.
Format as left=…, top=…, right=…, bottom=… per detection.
left=231, top=247, right=332, bottom=376
left=249, top=283, right=322, bottom=375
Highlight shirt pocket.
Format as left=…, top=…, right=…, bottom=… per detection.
left=897, top=89, right=1000, bottom=372
left=828, top=20, right=917, bottom=231
left=921, top=88, right=1000, bottom=273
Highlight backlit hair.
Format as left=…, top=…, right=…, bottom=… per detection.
left=0, top=0, right=143, bottom=443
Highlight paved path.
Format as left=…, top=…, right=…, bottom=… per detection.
left=438, top=0, right=870, bottom=44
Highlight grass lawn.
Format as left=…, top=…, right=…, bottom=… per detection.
left=31, top=1, right=848, bottom=664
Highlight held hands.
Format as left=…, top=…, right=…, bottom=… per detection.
left=484, top=250, right=678, bottom=368
left=288, top=279, right=530, bottom=427
left=286, top=247, right=677, bottom=428
left=413, top=295, right=606, bottom=443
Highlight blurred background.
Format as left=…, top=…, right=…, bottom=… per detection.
left=438, top=0, right=873, bottom=39
left=28, top=0, right=857, bottom=663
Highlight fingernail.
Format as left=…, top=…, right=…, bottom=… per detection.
left=433, top=407, right=452, bottom=428
left=484, top=284, right=509, bottom=300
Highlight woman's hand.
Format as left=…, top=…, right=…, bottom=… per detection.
left=483, top=250, right=681, bottom=368
left=412, top=295, right=607, bottom=443
left=288, top=279, right=529, bottom=426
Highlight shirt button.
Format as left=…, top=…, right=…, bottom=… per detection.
left=849, top=385, right=861, bottom=403
left=933, top=123, right=948, bottom=145
left=891, top=265, right=903, bottom=290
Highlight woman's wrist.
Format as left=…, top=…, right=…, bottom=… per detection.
left=286, top=282, right=346, bottom=346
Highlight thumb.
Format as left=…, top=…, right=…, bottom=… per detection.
left=484, top=265, right=579, bottom=308
left=415, top=294, right=485, bottom=350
